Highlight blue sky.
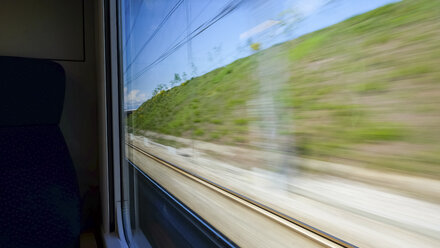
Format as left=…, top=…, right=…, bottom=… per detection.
left=122, top=0, right=399, bottom=110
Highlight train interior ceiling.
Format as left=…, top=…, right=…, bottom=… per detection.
left=1, top=0, right=440, bottom=248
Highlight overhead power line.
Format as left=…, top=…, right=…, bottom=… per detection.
left=125, top=0, right=244, bottom=84
left=124, top=0, right=185, bottom=74
left=160, top=0, right=214, bottom=62
left=124, top=0, right=145, bottom=48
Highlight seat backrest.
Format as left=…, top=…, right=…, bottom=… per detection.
left=0, top=56, right=80, bottom=248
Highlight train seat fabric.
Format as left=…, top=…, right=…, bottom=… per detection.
left=0, top=56, right=80, bottom=248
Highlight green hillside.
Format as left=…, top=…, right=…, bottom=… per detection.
left=128, top=0, right=440, bottom=177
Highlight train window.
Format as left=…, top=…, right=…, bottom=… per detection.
left=119, top=0, right=440, bottom=247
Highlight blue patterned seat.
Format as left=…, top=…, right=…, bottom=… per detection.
left=0, top=56, right=80, bottom=248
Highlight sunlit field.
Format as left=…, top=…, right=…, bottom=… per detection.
left=124, top=0, right=440, bottom=246
left=128, top=0, right=440, bottom=177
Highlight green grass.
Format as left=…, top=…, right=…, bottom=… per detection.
left=128, top=58, right=258, bottom=142
left=289, top=33, right=329, bottom=61
left=128, top=0, right=440, bottom=177
left=389, top=65, right=434, bottom=79
left=354, top=81, right=388, bottom=94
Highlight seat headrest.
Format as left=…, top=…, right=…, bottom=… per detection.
left=0, top=56, right=65, bottom=126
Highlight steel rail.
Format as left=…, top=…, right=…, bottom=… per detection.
left=127, top=142, right=357, bottom=248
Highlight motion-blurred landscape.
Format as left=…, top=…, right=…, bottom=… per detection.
left=128, top=0, right=440, bottom=178
left=123, top=0, right=440, bottom=246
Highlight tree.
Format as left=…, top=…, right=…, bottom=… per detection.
left=250, top=42, right=261, bottom=51
left=152, top=83, right=166, bottom=96
left=170, top=73, right=182, bottom=87
left=191, top=62, right=198, bottom=76
left=174, top=73, right=181, bottom=82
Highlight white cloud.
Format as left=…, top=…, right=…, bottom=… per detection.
left=124, top=88, right=147, bottom=108
left=239, top=0, right=328, bottom=41
left=295, top=0, right=329, bottom=16
left=240, top=20, right=281, bottom=40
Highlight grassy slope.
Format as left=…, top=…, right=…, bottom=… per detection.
left=128, top=0, right=440, bottom=177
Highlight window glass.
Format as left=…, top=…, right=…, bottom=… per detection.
left=120, top=0, right=440, bottom=247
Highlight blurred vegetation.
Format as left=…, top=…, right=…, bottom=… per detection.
left=128, top=56, right=257, bottom=144
left=128, top=0, right=440, bottom=177
left=250, top=42, right=261, bottom=51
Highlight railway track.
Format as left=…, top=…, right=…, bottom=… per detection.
left=127, top=142, right=356, bottom=248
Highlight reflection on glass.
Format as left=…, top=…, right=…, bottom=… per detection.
left=122, top=0, right=440, bottom=247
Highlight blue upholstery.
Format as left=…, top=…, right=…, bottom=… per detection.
left=0, top=56, right=80, bottom=248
